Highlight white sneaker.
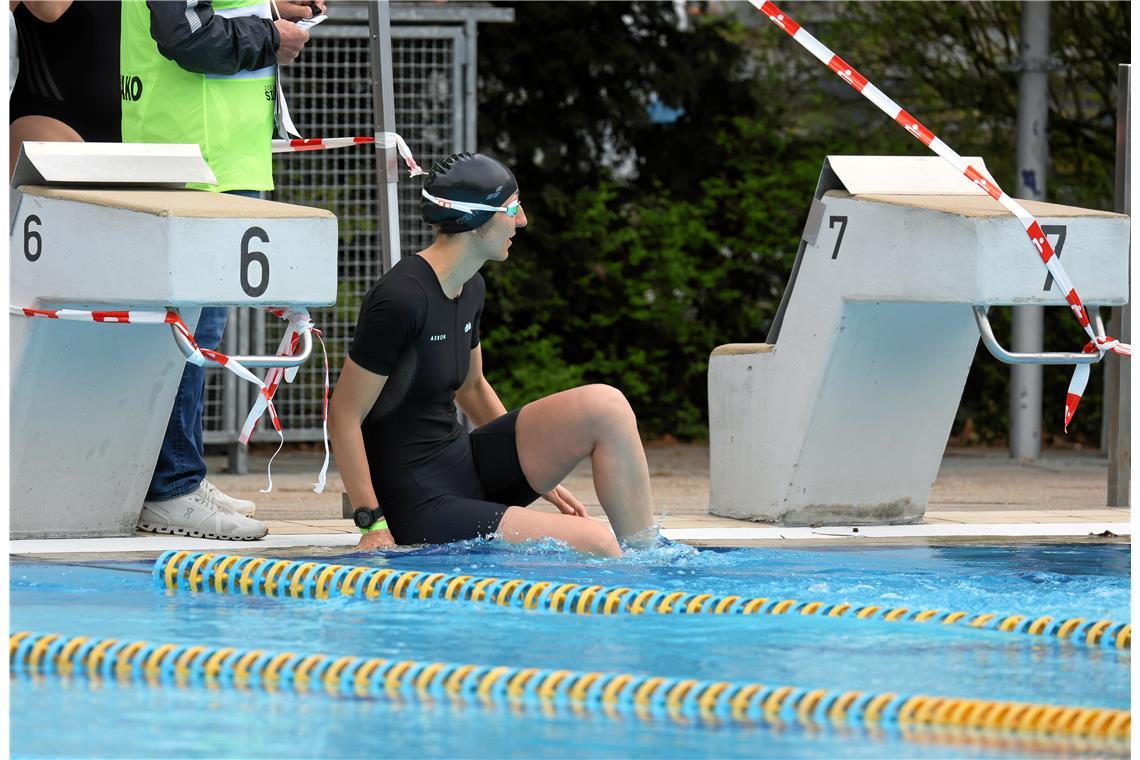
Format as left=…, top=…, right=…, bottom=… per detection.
left=138, top=483, right=267, bottom=541
left=202, top=479, right=256, bottom=517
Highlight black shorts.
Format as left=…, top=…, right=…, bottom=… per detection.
left=376, top=410, right=542, bottom=545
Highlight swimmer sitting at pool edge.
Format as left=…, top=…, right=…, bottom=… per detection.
left=329, top=153, right=657, bottom=557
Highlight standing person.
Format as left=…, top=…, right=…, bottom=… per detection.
left=123, top=0, right=319, bottom=540
left=329, top=153, right=658, bottom=557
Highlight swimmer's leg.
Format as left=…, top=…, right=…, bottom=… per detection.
left=497, top=506, right=621, bottom=557
left=515, top=384, right=656, bottom=545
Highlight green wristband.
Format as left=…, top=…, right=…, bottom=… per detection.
left=360, top=519, right=389, bottom=535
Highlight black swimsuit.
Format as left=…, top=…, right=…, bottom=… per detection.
left=10, top=2, right=121, bottom=142
left=348, top=255, right=539, bottom=544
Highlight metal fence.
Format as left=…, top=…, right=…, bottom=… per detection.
left=204, top=7, right=510, bottom=459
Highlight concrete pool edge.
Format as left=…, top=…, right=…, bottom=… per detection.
left=9, top=518, right=1131, bottom=556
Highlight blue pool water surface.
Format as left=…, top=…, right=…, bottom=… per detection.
left=10, top=541, right=1131, bottom=758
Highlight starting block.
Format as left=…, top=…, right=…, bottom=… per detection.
left=10, top=143, right=338, bottom=539
left=709, top=156, right=1129, bottom=525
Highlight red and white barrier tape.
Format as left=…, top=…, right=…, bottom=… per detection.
left=238, top=307, right=331, bottom=494
left=10, top=305, right=329, bottom=494
left=751, top=0, right=1130, bottom=430
left=271, top=131, right=426, bottom=178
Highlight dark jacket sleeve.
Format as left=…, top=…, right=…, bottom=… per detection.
left=146, top=0, right=279, bottom=75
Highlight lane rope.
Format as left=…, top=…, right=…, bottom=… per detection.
left=153, top=552, right=1131, bottom=651
left=10, top=631, right=1130, bottom=745
left=749, top=0, right=1130, bottom=430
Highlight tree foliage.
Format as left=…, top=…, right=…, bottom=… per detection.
left=476, top=1, right=1129, bottom=443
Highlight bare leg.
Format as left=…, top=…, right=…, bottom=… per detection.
left=511, top=384, right=656, bottom=543
left=10, top=115, right=83, bottom=179
left=498, top=506, right=621, bottom=557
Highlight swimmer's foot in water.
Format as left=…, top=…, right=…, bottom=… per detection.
left=619, top=522, right=666, bottom=552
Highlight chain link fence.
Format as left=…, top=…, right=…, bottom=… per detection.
left=204, top=16, right=478, bottom=450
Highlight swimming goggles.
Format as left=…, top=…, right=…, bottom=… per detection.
left=421, top=189, right=521, bottom=217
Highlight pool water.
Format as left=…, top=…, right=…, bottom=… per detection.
left=10, top=541, right=1131, bottom=758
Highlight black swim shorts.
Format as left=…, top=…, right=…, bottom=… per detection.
left=376, top=409, right=542, bottom=545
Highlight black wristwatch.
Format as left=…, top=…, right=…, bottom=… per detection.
left=352, top=506, right=386, bottom=530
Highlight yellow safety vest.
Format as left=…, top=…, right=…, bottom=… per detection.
left=120, top=0, right=276, bottom=192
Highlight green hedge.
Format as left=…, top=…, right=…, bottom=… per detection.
left=475, top=1, right=1127, bottom=444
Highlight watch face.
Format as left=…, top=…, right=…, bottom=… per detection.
left=353, top=510, right=372, bottom=528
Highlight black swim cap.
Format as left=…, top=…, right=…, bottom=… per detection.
left=421, top=152, right=518, bottom=234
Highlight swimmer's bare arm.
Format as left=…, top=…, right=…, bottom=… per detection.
left=455, top=347, right=588, bottom=518
left=329, top=356, right=395, bottom=550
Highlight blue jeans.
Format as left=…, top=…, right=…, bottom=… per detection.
left=146, top=306, right=228, bottom=500
left=147, top=189, right=260, bottom=501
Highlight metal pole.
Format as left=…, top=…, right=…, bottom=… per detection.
left=1106, top=64, right=1130, bottom=506
left=1009, top=1, right=1050, bottom=461
left=464, top=19, right=478, bottom=151
left=230, top=307, right=250, bottom=474
left=368, top=0, right=401, bottom=271
left=223, top=306, right=240, bottom=472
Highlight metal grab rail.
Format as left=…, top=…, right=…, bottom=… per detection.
left=973, top=306, right=1106, bottom=365
left=170, top=314, right=313, bottom=369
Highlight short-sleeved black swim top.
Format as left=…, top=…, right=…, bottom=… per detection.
left=349, top=254, right=485, bottom=470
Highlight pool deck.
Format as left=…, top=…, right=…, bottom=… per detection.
left=10, top=444, right=1130, bottom=557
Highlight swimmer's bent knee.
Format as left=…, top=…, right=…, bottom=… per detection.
left=583, top=523, right=622, bottom=557
left=580, top=384, right=636, bottom=427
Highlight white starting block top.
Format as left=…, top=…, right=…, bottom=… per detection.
left=18, top=186, right=335, bottom=218
left=773, top=157, right=1127, bottom=318
left=13, top=185, right=336, bottom=309
left=806, top=189, right=1126, bottom=307
left=10, top=141, right=217, bottom=188
left=856, top=194, right=1119, bottom=219
left=709, top=156, right=1129, bottom=526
